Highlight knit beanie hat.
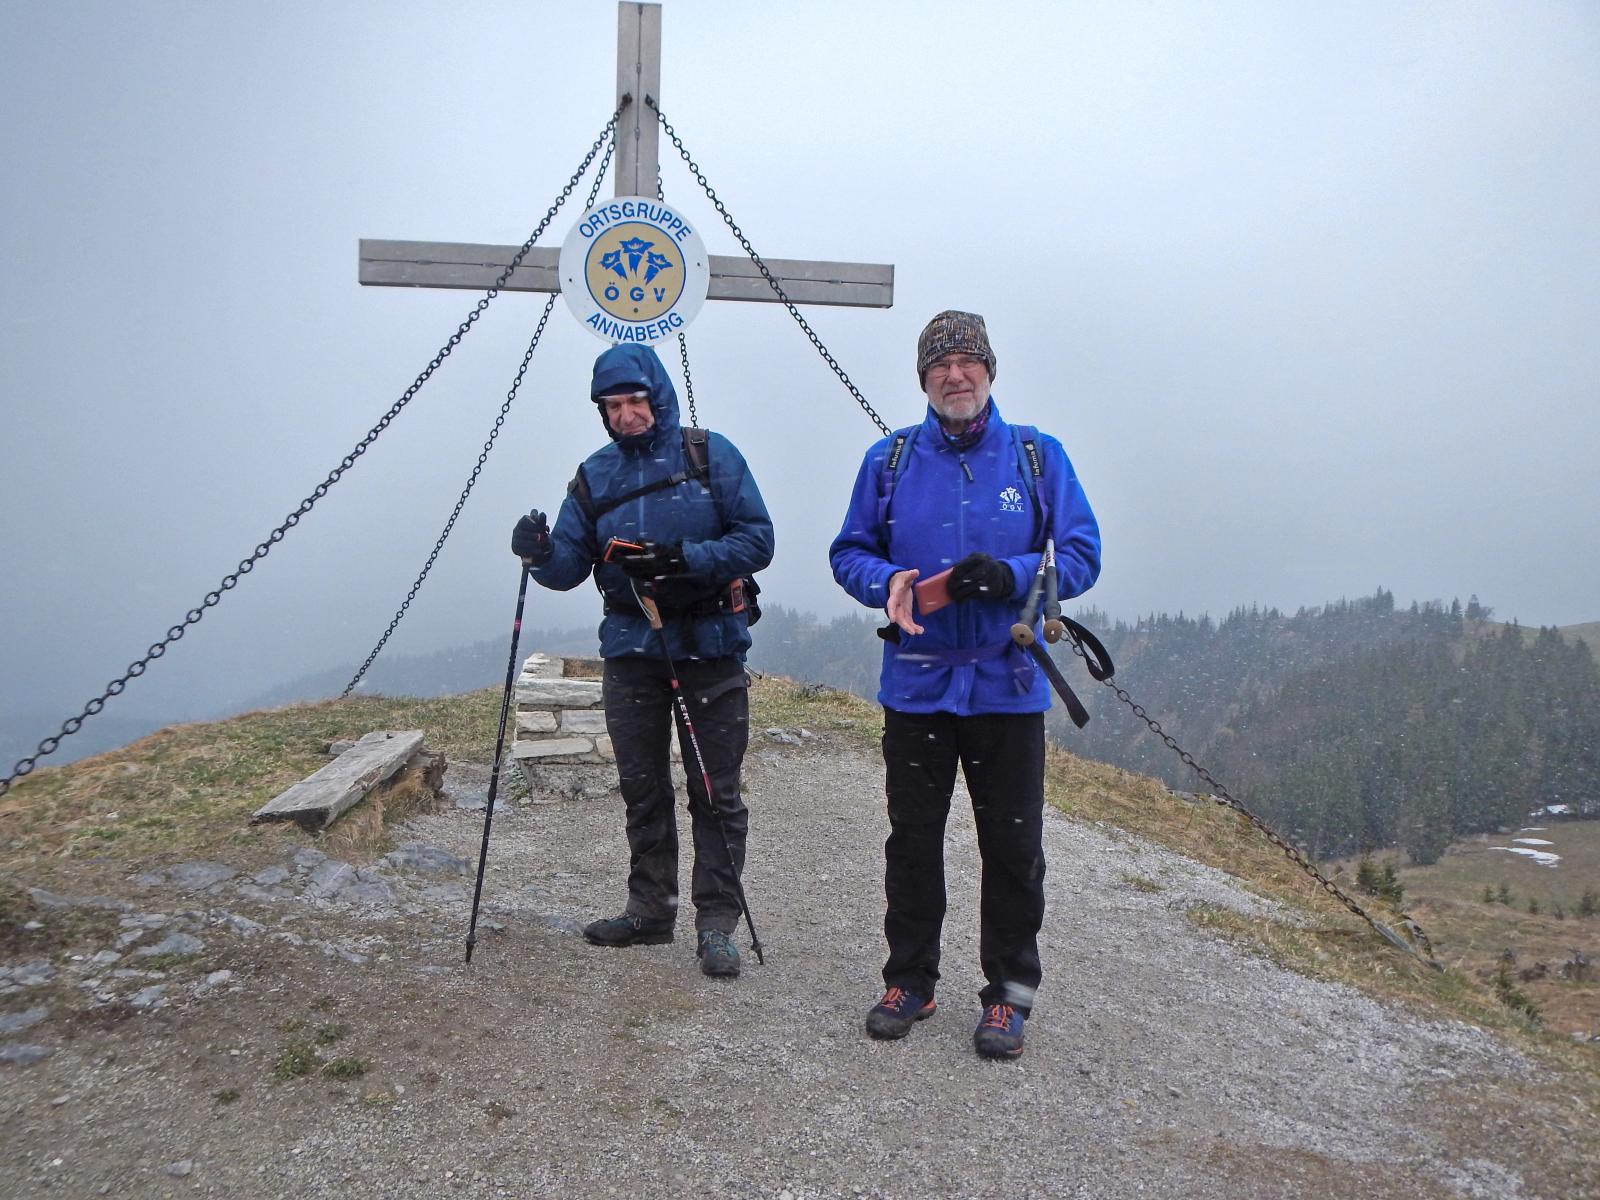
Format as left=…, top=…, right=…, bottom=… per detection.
left=916, top=309, right=997, bottom=385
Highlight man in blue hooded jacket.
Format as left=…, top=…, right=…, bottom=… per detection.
left=512, top=344, right=774, bottom=978
left=829, top=310, right=1100, bottom=1057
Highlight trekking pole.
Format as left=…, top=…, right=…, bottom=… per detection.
left=1010, top=549, right=1049, bottom=646
left=465, top=563, right=532, bottom=964
left=1041, top=538, right=1065, bottom=645
left=629, top=578, right=765, bottom=965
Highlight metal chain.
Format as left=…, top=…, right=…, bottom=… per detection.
left=341, top=295, right=559, bottom=697
left=1061, top=637, right=1440, bottom=968
left=676, top=332, right=698, bottom=429
left=0, top=111, right=622, bottom=798
left=654, top=167, right=698, bottom=427
left=649, top=99, right=890, bottom=438
left=341, top=134, right=619, bottom=696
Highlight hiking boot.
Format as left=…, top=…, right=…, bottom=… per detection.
left=696, top=930, right=741, bottom=977
left=582, top=913, right=674, bottom=947
left=973, top=1003, right=1025, bottom=1059
left=865, top=987, right=936, bottom=1040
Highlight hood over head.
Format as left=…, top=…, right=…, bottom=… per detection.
left=589, top=344, right=680, bottom=450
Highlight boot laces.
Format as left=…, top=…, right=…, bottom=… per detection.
left=981, top=1003, right=1017, bottom=1030
left=881, top=986, right=916, bottom=1014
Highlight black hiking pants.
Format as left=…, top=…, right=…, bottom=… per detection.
left=603, top=655, right=750, bottom=935
left=881, top=708, right=1046, bottom=1014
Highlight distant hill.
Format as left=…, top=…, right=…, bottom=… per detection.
left=1557, top=621, right=1600, bottom=648
left=236, top=625, right=598, bottom=711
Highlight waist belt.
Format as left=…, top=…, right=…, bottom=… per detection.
left=886, top=635, right=1036, bottom=695
left=605, top=581, right=745, bottom=621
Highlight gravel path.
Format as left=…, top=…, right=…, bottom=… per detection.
left=0, top=727, right=1581, bottom=1199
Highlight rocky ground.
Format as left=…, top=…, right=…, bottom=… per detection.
left=2, top=725, right=1596, bottom=1199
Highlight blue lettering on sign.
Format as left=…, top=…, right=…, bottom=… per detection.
left=578, top=202, right=692, bottom=243
left=586, top=309, right=687, bottom=342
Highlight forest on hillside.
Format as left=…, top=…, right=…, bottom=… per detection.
left=751, top=591, right=1600, bottom=864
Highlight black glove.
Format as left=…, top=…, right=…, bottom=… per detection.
left=616, top=540, right=688, bottom=580
left=947, top=552, right=1014, bottom=602
left=511, top=510, right=552, bottom=565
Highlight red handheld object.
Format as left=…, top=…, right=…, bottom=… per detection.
left=913, top=567, right=954, bottom=615
left=602, top=537, right=645, bottom=563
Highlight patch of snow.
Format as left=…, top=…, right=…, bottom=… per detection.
left=1489, top=846, right=1561, bottom=867
left=1513, top=838, right=1553, bottom=846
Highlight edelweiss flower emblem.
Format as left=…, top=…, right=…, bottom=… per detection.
left=999, top=486, right=1025, bottom=513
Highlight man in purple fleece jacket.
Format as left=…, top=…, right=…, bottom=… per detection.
left=828, top=310, right=1101, bottom=1059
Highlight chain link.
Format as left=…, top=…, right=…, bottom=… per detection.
left=0, top=111, right=623, bottom=798
left=649, top=99, right=890, bottom=438
left=341, top=134, right=619, bottom=696
left=654, top=168, right=698, bottom=428
left=676, top=331, right=699, bottom=428
left=341, top=294, right=559, bottom=697
left=1061, top=637, right=1439, bottom=967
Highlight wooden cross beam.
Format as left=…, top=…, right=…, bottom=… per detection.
left=358, top=2, right=893, bottom=310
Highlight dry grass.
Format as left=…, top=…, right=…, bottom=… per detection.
left=0, top=690, right=501, bottom=877
left=320, top=769, right=445, bottom=860
left=749, top=674, right=879, bottom=746
left=1344, top=824, right=1600, bottom=1039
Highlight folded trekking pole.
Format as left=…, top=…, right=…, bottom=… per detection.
left=629, top=578, right=765, bottom=965
left=1041, top=538, right=1065, bottom=645
left=1010, top=549, right=1050, bottom=646
left=1010, top=538, right=1095, bottom=729
left=465, top=563, right=532, bottom=964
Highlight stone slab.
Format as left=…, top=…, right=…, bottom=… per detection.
left=560, top=710, right=608, bottom=734
left=517, top=710, right=559, bottom=734
left=512, top=737, right=597, bottom=760
left=515, top=680, right=604, bottom=708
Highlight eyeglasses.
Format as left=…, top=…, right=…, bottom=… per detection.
left=598, top=390, right=649, bottom=404
left=926, top=354, right=987, bottom=377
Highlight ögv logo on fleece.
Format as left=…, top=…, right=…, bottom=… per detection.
left=559, top=196, right=710, bottom=344
left=998, top=485, right=1025, bottom=513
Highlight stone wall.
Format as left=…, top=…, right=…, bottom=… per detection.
left=512, top=653, right=611, bottom=764
left=510, top=652, right=678, bottom=802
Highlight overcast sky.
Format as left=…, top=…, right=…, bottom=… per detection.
left=3, top=1, right=1598, bottom=732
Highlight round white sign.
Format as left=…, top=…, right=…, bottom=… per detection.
left=559, top=196, right=710, bottom=344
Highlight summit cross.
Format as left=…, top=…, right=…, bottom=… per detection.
left=357, top=2, right=893, bottom=310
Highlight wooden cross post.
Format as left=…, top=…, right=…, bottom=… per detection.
left=358, top=2, right=893, bottom=310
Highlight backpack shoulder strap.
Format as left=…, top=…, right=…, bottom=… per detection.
left=569, top=431, right=708, bottom=524
left=566, top=464, right=597, bottom=523
left=681, top=426, right=711, bottom=483
left=876, top=425, right=920, bottom=528
left=1010, top=424, right=1049, bottom=544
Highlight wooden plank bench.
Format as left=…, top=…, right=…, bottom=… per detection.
left=252, top=730, right=425, bottom=830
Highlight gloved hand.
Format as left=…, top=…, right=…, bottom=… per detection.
left=616, top=540, right=688, bottom=580
left=511, top=510, right=552, bottom=565
left=947, top=552, right=1014, bottom=602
